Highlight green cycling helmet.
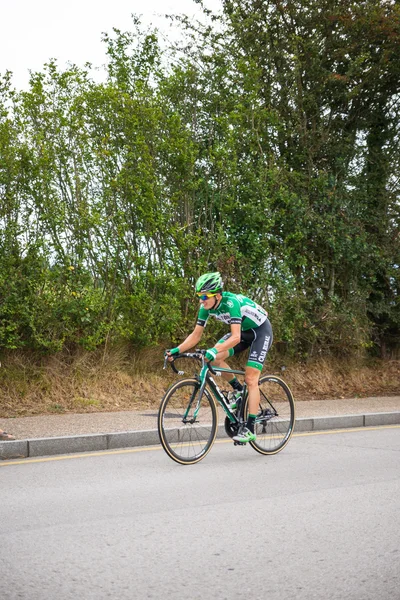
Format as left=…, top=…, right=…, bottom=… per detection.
left=195, top=272, right=223, bottom=294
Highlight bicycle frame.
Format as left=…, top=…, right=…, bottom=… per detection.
left=199, top=363, right=281, bottom=428
left=200, top=364, right=247, bottom=423
left=165, top=352, right=247, bottom=425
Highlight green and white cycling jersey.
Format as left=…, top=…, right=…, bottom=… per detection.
left=197, top=291, right=268, bottom=330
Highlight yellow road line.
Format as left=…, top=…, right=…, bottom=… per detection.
left=292, top=424, right=400, bottom=438
left=0, top=424, right=399, bottom=467
left=0, top=445, right=163, bottom=466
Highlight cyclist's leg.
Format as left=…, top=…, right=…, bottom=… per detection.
left=212, top=352, right=232, bottom=383
left=231, top=364, right=261, bottom=442
left=245, top=366, right=262, bottom=415
left=213, top=333, right=248, bottom=384
left=232, top=320, right=274, bottom=443
left=245, top=320, right=273, bottom=430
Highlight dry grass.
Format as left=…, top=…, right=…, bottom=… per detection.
left=0, top=346, right=399, bottom=418
left=281, top=357, right=400, bottom=400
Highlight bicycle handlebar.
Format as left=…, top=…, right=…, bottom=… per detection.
left=163, top=350, right=217, bottom=375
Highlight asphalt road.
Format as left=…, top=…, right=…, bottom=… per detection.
left=1, top=427, right=399, bottom=600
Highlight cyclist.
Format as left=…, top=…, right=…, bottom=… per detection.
left=166, top=272, right=273, bottom=443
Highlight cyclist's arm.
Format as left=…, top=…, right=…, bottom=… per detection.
left=174, top=324, right=205, bottom=354
left=212, top=323, right=241, bottom=354
left=209, top=295, right=242, bottom=355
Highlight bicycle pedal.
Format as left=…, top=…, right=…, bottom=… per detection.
left=233, top=441, right=246, bottom=446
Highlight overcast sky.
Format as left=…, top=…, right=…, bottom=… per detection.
left=0, top=0, right=222, bottom=90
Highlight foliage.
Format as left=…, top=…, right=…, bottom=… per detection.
left=0, top=3, right=399, bottom=359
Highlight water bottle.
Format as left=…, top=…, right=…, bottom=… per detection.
left=227, top=391, right=242, bottom=410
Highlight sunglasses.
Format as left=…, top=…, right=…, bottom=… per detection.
left=197, top=292, right=217, bottom=301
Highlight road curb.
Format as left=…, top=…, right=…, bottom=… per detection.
left=1, top=411, right=399, bottom=460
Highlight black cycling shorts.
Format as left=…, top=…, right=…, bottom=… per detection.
left=217, top=318, right=273, bottom=371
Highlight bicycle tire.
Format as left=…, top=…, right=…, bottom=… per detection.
left=244, top=375, right=295, bottom=455
left=158, top=378, right=218, bottom=465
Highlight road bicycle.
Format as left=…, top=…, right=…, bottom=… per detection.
left=158, top=350, right=295, bottom=465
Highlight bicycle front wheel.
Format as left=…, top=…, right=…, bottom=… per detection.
left=245, top=375, right=295, bottom=455
left=158, top=378, right=218, bottom=465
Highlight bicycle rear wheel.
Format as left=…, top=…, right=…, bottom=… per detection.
left=158, top=378, right=217, bottom=465
left=245, top=375, right=295, bottom=455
